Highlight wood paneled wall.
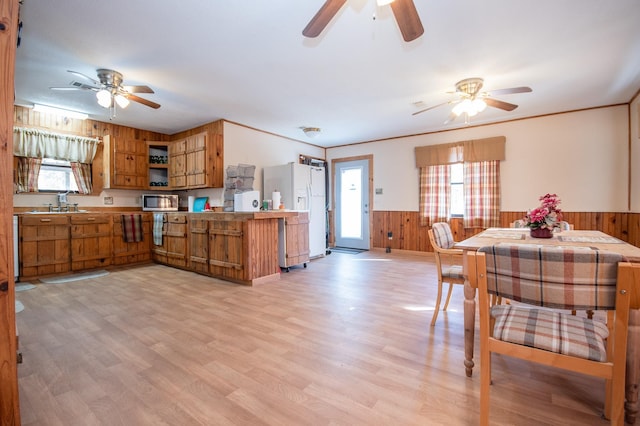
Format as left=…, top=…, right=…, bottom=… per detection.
left=13, top=105, right=168, bottom=141
left=371, top=211, right=640, bottom=252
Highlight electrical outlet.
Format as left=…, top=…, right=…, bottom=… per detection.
left=103, top=196, right=113, bottom=205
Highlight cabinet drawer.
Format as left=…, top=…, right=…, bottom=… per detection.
left=70, top=215, right=110, bottom=225
left=21, top=215, right=69, bottom=226
left=167, top=213, right=187, bottom=224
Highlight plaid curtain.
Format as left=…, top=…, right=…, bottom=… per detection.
left=70, top=162, right=92, bottom=194
left=419, top=165, right=450, bottom=226
left=463, top=160, right=500, bottom=228
left=16, top=157, right=42, bottom=193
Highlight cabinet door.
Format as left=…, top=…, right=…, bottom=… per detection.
left=282, top=212, right=310, bottom=268
left=151, top=214, right=169, bottom=264
left=20, top=215, right=71, bottom=279
left=189, top=218, right=209, bottom=274
left=186, top=133, right=207, bottom=188
left=112, top=137, right=147, bottom=189
left=70, top=215, right=112, bottom=271
left=169, top=139, right=187, bottom=189
left=166, top=214, right=187, bottom=268
left=208, top=219, right=244, bottom=281
left=112, top=214, right=152, bottom=265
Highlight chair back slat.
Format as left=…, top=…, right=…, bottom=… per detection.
left=478, top=244, right=624, bottom=310
left=431, top=222, right=456, bottom=249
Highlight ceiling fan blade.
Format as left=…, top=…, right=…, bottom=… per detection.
left=484, top=98, right=518, bottom=111
left=67, top=70, right=100, bottom=85
left=124, top=85, right=154, bottom=94
left=390, top=0, right=424, bottom=42
left=303, top=0, right=347, bottom=38
left=486, top=86, right=532, bottom=96
left=412, top=100, right=455, bottom=116
left=51, top=81, right=99, bottom=91
left=126, top=93, right=161, bottom=109
left=50, top=86, right=83, bottom=91
left=443, top=112, right=458, bottom=125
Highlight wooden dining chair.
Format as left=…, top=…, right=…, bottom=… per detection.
left=468, top=244, right=637, bottom=426
left=427, top=222, right=465, bottom=326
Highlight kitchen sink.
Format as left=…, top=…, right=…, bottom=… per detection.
left=24, top=210, right=90, bottom=214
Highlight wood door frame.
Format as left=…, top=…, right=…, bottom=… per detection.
left=330, top=155, right=373, bottom=249
left=0, top=0, right=21, bottom=423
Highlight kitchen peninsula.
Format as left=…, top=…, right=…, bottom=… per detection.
left=17, top=210, right=308, bottom=286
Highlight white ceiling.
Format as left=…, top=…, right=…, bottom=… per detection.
left=13, top=0, right=640, bottom=147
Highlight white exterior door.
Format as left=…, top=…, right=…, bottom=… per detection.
left=335, top=159, right=370, bottom=250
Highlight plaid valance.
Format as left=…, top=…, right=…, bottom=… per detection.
left=414, top=136, right=506, bottom=167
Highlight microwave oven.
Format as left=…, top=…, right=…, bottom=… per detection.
left=142, top=194, right=179, bottom=211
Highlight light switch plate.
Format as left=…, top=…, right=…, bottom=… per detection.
left=375, top=188, right=383, bottom=195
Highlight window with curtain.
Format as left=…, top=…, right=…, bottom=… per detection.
left=415, top=137, right=505, bottom=228
left=13, top=127, right=100, bottom=194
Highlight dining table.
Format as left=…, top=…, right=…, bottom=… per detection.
left=455, top=227, right=640, bottom=424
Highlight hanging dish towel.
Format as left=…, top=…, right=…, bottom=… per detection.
left=122, top=214, right=143, bottom=242
left=153, top=213, right=164, bottom=245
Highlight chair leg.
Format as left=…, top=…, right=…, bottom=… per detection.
left=443, top=283, right=454, bottom=311
left=480, top=349, right=491, bottom=426
left=430, top=279, right=444, bottom=326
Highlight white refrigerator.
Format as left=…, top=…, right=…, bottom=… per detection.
left=263, top=163, right=326, bottom=259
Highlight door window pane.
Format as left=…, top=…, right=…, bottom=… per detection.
left=340, top=168, right=362, bottom=239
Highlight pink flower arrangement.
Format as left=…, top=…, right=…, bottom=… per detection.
left=524, top=193, right=562, bottom=230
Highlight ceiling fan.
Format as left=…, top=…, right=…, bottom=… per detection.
left=413, top=78, right=532, bottom=123
left=303, top=0, right=424, bottom=42
left=51, top=69, right=160, bottom=117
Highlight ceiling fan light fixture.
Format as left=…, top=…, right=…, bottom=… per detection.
left=452, top=98, right=487, bottom=117
left=96, top=89, right=112, bottom=108
left=473, top=99, right=487, bottom=113
left=452, top=99, right=471, bottom=116
left=377, top=0, right=395, bottom=6
left=115, top=94, right=130, bottom=108
left=302, top=127, right=321, bottom=138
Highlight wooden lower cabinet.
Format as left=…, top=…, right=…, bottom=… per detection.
left=208, top=219, right=245, bottom=281
left=112, top=213, right=152, bottom=265
left=151, top=214, right=168, bottom=264
left=152, top=213, right=188, bottom=268
left=279, top=212, right=310, bottom=271
left=189, top=217, right=209, bottom=274
left=205, top=214, right=282, bottom=285
left=189, top=212, right=304, bottom=285
left=70, top=214, right=112, bottom=271
left=20, top=215, right=71, bottom=279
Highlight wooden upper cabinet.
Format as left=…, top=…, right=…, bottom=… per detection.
left=180, top=130, right=223, bottom=189
left=186, top=133, right=208, bottom=188
left=169, top=139, right=187, bottom=189
left=102, top=135, right=148, bottom=190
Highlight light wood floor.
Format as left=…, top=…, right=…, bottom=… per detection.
left=16, top=250, right=612, bottom=425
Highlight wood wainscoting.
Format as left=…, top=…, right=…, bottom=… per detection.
left=371, top=211, right=640, bottom=252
